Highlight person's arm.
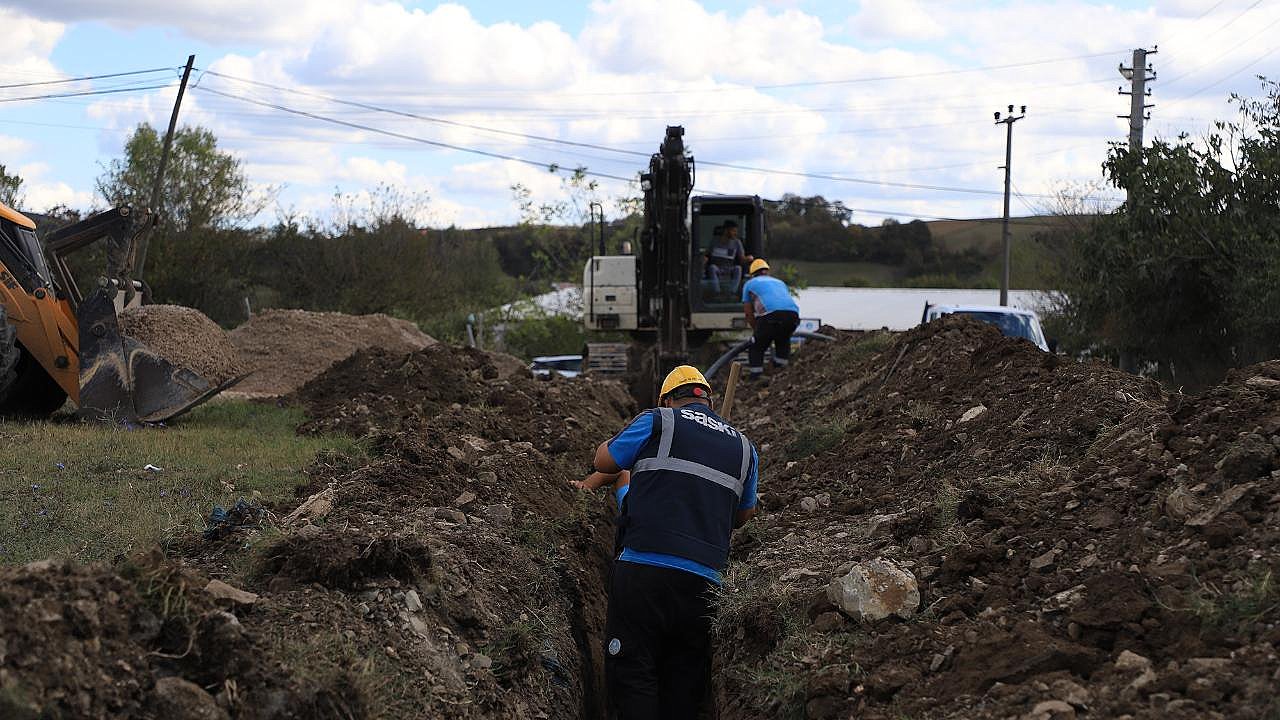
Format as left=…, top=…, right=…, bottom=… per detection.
left=571, top=412, right=653, bottom=491
left=743, top=301, right=756, bottom=329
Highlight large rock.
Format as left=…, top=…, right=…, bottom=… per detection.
left=150, top=677, right=229, bottom=720
left=826, top=559, right=920, bottom=621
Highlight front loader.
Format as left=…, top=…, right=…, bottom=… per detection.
left=0, top=202, right=239, bottom=423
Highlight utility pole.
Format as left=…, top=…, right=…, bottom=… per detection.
left=1118, top=47, right=1157, bottom=155
left=993, top=104, right=1025, bottom=307
left=137, top=54, right=195, bottom=280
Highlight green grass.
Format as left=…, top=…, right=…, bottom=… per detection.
left=787, top=420, right=849, bottom=460
left=0, top=400, right=362, bottom=564
left=1190, top=567, right=1280, bottom=632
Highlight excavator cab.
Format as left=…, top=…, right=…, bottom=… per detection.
left=0, top=202, right=240, bottom=422
left=692, top=195, right=765, bottom=310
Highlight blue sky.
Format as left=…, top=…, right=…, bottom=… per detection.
left=1, top=0, right=1277, bottom=228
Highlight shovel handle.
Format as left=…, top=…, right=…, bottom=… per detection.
left=720, top=362, right=742, bottom=421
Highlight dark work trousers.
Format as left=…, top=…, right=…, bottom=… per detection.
left=748, top=310, right=800, bottom=374
left=605, top=560, right=717, bottom=720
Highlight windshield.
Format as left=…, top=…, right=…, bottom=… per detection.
left=956, top=311, right=1046, bottom=348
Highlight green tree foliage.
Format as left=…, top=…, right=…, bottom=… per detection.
left=1052, top=79, right=1280, bottom=386
left=766, top=194, right=861, bottom=260
left=96, top=124, right=263, bottom=234
left=93, top=124, right=270, bottom=314
left=0, top=164, right=23, bottom=208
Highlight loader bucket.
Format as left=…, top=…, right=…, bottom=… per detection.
left=77, top=288, right=243, bottom=423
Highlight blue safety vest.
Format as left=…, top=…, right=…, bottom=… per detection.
left=619, top=404, right=753, bottom=570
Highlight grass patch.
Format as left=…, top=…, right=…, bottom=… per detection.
left=1190, top=567, right=1280, bottom=632
left=0, top=400, right=362, bottom=564
left=787, top=420, right=849, bottom=460
left=265, top=629, right=405, bottom=719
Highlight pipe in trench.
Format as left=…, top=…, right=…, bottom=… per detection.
left=703, top=330, right=834, bottom=380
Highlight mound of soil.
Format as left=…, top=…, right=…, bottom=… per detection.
left=228, top=309, right=435, bottom=397
left=712, top=316, right=1280, bottom=720
left=119, top=304, right=245, bottom=384
left=0, top=555, right=367, bottom=720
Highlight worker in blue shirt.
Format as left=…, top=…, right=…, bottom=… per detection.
left=740, top=259, right=801, bottom=379
left=572, top=365, right=759, bottom=720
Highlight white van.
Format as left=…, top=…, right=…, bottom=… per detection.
left=922, top=303, right=1052, bottom=352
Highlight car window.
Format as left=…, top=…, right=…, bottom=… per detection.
left=957, top=311, right=1040, bottom=344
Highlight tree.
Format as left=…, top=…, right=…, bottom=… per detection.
left=0, top=164, right=23, bottom=208
left=1052, top=78, right=1280, bottom=387
left=96, top=124, right=264, bottom=235
left=95, top=124, right=270, bottom=313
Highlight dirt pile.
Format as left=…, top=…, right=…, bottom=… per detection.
left=227, top=309, right=435, bottom=397
left=0, top=555, right=367, bottom=720
left=712, top=316, right=1280, bottom=719
left=119, top=304, right=246, bottom=384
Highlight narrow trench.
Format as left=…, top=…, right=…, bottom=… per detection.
left=559, top=525, right=614, bottom=720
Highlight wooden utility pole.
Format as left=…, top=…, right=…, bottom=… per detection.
left=993, top=104, right=1025, bottom=307
left=137, top=54, right=195, bottom=280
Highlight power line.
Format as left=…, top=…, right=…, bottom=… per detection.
left=0, top=83, right=177, bottom=104
left=1159, top=10, right=1280, bottom=87
left=0, top=67, right=177, bottom=91
left=200, top=70, right=651, bottom=159
left=193, top=85, right=640, bottom=185
left=199, top=70, right=1082, bottom=199
left=751, top=50, right=1128, bottom=90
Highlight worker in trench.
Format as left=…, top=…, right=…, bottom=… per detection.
left=571, top=365, right=759, bottom=719
left=741, top=258, right=801, bottom=382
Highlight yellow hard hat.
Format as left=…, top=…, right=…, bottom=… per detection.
left=660, top=365, right=711, bottom=401
left=749, top=258, right=770, bottom=275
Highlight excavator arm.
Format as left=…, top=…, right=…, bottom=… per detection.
left=0, top=203, right=240, bottom=422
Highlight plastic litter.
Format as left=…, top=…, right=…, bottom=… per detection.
left=203, top=499, right=263, bottom=540
left=144, top=464, right=163, bottom=472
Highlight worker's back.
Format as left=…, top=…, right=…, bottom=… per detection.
left=622, top=402, right=753, bottom=570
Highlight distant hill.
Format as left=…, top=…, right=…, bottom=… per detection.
left=921, top=215, right=1082, bottom=254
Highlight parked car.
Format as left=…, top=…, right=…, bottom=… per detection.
left=530, top=354, right=583, bottom=378
left=922, top=303, right=1052, bottom=352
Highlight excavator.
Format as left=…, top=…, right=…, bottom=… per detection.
left=582, top=125, right=767, bottom=400
left=0, top=201, right=239, bottom=422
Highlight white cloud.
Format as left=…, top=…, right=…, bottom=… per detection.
left=14, top=0, right=1280, bottom=228
left=13, top=162, right=93, bottom=212
left=848, top=0, right=946, bottom=41
left=6, top=0, right=355, bottom=45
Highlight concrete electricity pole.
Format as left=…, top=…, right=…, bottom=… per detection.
left=1118, top=47, right=1157, bottom=154
left=994, top=104, right=1025, bottom=307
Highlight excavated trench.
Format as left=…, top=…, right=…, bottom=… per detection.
left=280, top=343, right=631, bottom=718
